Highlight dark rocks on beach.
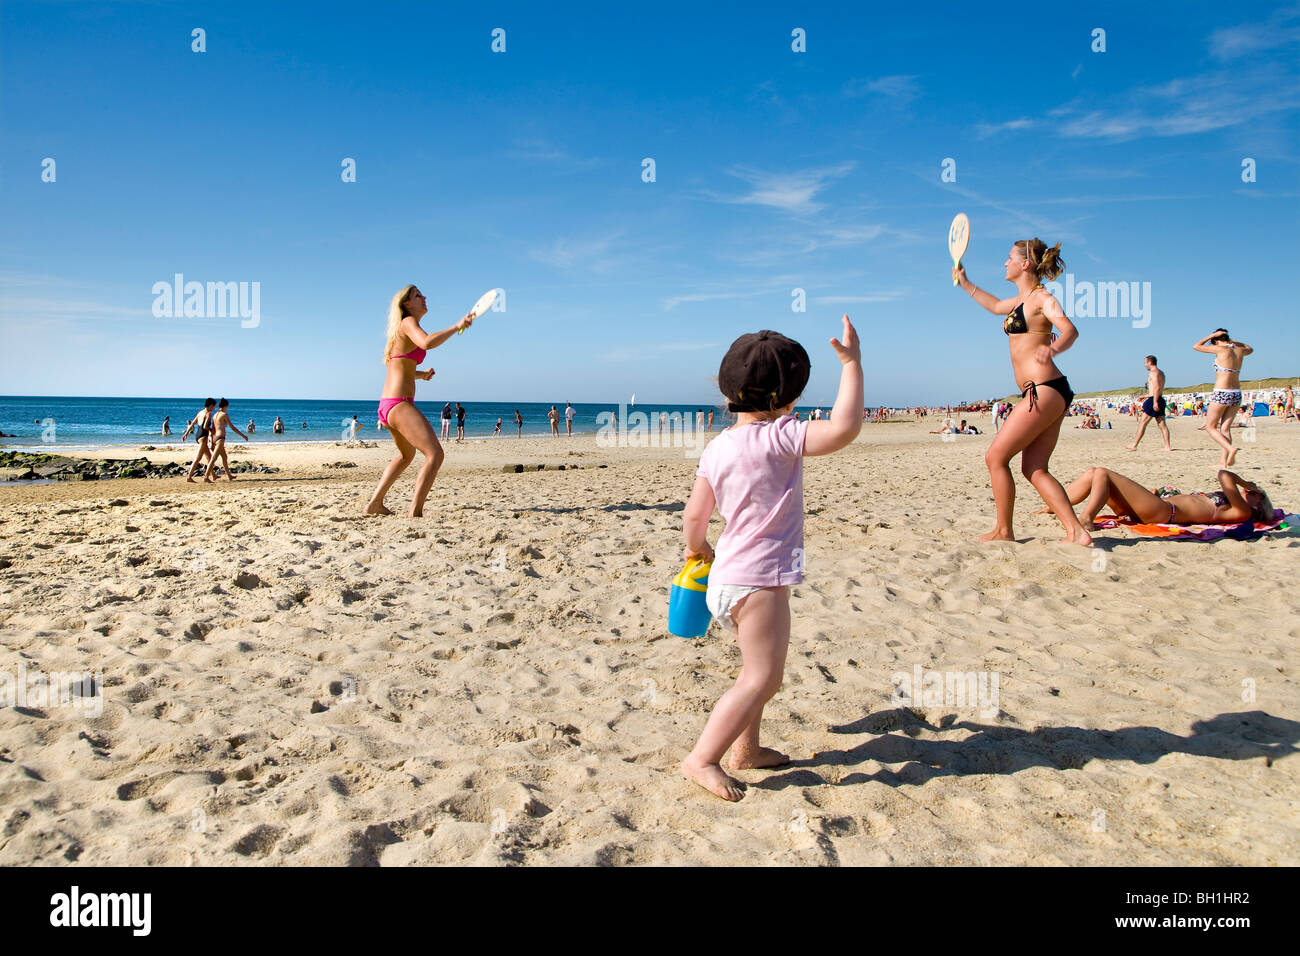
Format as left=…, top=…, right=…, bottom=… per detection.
left=0, top=451, right=279, bottom=482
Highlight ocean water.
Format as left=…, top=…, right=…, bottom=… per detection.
left=0, top=396, right=846, bottom=450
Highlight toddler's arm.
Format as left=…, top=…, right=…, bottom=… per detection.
left=805, top=314, right=863, bottom=456
left=682, top=476, right=716, bottom=562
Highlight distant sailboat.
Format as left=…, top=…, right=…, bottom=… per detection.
left=630, top=393, right=635, bottom=408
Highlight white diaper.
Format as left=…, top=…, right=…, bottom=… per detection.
left=706, top=583, right=763, bottom=631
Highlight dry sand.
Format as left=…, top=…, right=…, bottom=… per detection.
left=1, top=414, right=1297, bottom=865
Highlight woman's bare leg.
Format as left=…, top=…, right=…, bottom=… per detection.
left=979, top=392, right=1070, bottom=542
left=386, top=402, right=444, bottom=517
left=1079, top=468, right=1169, bottom=525
left=203, top=440, right=225, bottom=481
left=365, top=425, right=415, bottom=515
left=1018, top=400, right=1091, bottom=546
left=1203, top=403, right=1238, bottom=466
left=185, top=439, right=209, bottom=482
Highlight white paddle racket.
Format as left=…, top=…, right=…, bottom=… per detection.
left=948, top=213, right=970, bottom=286
left=458, top=288, right=499, bottom=334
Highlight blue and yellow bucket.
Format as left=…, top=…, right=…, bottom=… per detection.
left=668, top=557, right=712, bottom=638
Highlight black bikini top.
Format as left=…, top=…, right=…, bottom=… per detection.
left=1004, top=285, right=1054, bottom=337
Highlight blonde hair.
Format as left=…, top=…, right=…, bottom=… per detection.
left=1018, top=238, right=1065, bottom=281
left=383, top=285, right=417, bottom=363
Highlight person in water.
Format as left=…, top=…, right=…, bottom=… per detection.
left=1193, top=328, right=1253, bottom=467
left=1047, top=467, right=1273, bottom=529
left=953, top=238, right=1091, bottom=546
left=204, top=398, right=248, bottom=482
left=181, top=398, right=217, bottom=482
left=365, top=284, right=473, bottom=517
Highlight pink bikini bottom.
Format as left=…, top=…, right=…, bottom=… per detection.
left=377, top=397, right=413, bottom=427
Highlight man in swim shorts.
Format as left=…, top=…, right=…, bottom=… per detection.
left=1127, top=354, right=1171, bottom=451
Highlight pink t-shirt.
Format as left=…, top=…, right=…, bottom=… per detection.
left=695, top=415, right=809, bottom=587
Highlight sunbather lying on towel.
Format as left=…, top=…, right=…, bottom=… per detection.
left=1041, top=467, right=1273, bottom=529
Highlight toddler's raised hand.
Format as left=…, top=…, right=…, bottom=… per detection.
left=829, top=314, right=860, bottom=366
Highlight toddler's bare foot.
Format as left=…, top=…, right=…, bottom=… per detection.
left=978, top=528, right=1015, bottom=543
left=1226, top=447, right=1238, bottom=466
left=185, top=477, right=196, bottom=483
left=681, top=758, right=745, bottom=801
left=364, top=502, right=393, bottom=516
left=729, top=746, right=789, bottom=770
left=1124, top=443, right=1137, bottom=451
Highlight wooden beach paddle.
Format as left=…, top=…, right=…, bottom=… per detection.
left=949, top=213, right=970, bottom=286
left=457, top=288, right=499, bottom=334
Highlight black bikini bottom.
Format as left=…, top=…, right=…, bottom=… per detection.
left=1021, top=376, right=1074, bottom=413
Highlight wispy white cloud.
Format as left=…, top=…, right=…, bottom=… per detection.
left=505, top=138, right=601, bottom=171
left=529, top=233, right=622, bottom=269
left=661, top=290, right=768, bottom=311
left=601, top=341, right=719, bottom=362
left=843, top=74, right=921, bottom=102
left=1209, top=7, right=1300, bottom=59
left=977, top=18, right=1300, bottom=145
left=975, top=117, right=1035, bottom=138
left=719, top=163, right=856, bottom=215
left=0, top=272, right=150, bottom=326
left=814, top=293, right=904, bottom=304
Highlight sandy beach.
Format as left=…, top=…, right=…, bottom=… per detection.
left=1, top=414, right=1296, bottom=866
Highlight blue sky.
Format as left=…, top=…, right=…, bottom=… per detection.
left=1, top=1, right=1297, bottom=405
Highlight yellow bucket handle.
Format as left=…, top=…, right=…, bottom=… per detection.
left=673, top=556, right=712, bottom=593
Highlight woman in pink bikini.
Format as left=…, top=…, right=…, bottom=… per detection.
left=365, top=285, right=473, bottom=517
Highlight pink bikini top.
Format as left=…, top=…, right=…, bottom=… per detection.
left=390, top=348, right=426, bottom=364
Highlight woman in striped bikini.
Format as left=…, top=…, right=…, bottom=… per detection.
left=1193, top=328, right=1253, bottom=467
left=365, top=285, right=473, bottom=517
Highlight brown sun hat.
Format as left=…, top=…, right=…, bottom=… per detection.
left=718, top=330, right=811, bottom=413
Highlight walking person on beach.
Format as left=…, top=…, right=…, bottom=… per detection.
left=204, top=398, right=248, bottom=482
left=1126, top=355, right=1171, bottom=451
left=953, top=238, right=1091, bottom=545
left=1284, top=384, right=1296, bottom=422
left=680, top=316, right=863, bottom=801
left=549, top=405, right=560, bottom=436
left=365, top=284, right=473, bottom=517
left=514, top=409, right=523, bottom=438
left=565, top=402, right=575, bottom=436
left=1193, top=329, right=1252, bottom=466
left=455, top=403, right=466, bottom=442
left=181, top=398, right=216, bottom=482
left=441, top=403, right=452, bottom=440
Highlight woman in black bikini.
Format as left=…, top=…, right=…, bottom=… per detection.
left=954, top=238, right=1092, bottom=546
left=1048, top=467, right=1273, bottom=529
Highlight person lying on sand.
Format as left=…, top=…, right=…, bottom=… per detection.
left=1042, top=467, right=1273, bottom=529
